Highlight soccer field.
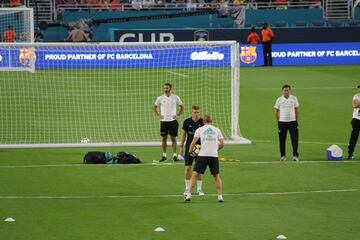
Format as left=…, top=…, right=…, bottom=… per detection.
left=1, top=65, right=360, bottom=240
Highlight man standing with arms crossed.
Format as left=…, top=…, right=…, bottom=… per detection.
left=185, top=113, right=225, bottom=203
left=179, top=105, right=205, bottom=196
left=274, top=84, right=300, bottom=161
left=153, top=83, right=184, bottom=162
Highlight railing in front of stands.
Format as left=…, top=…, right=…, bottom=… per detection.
left=56, top=1, right=322, bottom=12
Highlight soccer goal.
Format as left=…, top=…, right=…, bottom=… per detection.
left=0, top=41, right=251, bottom=148
left=0, top=8, right=34, bottom=43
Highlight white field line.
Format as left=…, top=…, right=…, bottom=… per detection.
left=253, top=139, right=348, bottom=146
left=0, top=159, right=359, bottom=169
left=0, top=188, right=357, bottom=200
left=250, top=86, right=355, bottom=90
left=219, top=160, right=360, bottom=164
left=240, top=66, right=360, bottom=72
left=0, top=163, right=181, bottom=168
left=167, top=70, right=188, bottom=78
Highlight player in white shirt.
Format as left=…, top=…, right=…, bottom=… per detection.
left=274, top=84, right=300, bottom=161
left=152, top=83, right=184, bottom=162
left=185, top=113, right=225, bottom=203
left=347, top=85, right=360, bottom=160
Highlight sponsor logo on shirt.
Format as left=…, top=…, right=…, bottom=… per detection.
left=204, top=128, right=215, bottom=135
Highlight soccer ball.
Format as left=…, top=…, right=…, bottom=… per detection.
left=81, top=138, right=90, bottom=144
left=191, top=144, right=201, bottom=156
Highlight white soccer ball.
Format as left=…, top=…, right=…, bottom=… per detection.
left=81, top=138, right=90, bottom=144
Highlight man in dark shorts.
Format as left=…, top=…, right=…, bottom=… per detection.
left=185, top=113, right=225, bottom=203
left=179, top=105, right=204, bottom=196
left=153, top=83, right=184, bottom=162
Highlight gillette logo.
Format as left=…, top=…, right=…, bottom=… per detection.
left=190, top=51, right=224, bottom=60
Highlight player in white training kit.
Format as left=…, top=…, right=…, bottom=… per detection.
left=274, top=84, right=300, bottom=161
left=153, top=83, right=184, bottom=162
left=347, top=85, right=360, bottom=160
left=185, top=113, right=225, bottom=203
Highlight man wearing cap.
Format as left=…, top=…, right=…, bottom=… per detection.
left=347, top=85, right=360, bottom=159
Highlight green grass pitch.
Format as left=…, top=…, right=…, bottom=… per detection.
left=1, top=65, right=360, bottom=240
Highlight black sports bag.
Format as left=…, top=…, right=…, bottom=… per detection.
left=83, top=152, right=115, bottom=164
left=116, top=151, right=141, bottom=164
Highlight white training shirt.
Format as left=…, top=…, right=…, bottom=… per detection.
left=352, top=93, right=360, bottom=120
left=194, top=124, right=224, bottom=157
left=154, top=94, right=183, bottom=122
left=274, top=95, right=299, bottom=122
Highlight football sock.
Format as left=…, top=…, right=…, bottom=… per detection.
left=185, top=180, right=190, bottom=191
left=197, top=180, right=202, bottom=191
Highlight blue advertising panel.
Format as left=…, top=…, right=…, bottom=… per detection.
left=0, top=45, right=231, bottom=69
left=0, top=42, right=359, bottom=70
left=240, top=42, right=360, bottom=67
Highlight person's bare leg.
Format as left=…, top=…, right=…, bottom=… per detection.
left=184, top=165, right=192, bottom=194
left=196, top=173, right=204, bottom=195
left=161, top=135, right=167, bottom=161
left=213, top=174, right=223, bottom=202
left=171, top=136, right=177, bottom=159
left=185, top=171, right=200, bottom=201
left=162, top=136, right=167, bottom=153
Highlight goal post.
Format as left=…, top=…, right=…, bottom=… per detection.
left=0, top=7, right=34, bottom=43
left=0, top=41, right=251, bottom=148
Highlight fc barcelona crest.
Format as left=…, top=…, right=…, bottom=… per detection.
left=240, top=46, right=257, bottom=64
left=19, top=47, right=36, bottom=68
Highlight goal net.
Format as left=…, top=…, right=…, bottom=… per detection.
left=0, top=42, right=251, bottom=148
left=0, top=8, right=34, bottom=43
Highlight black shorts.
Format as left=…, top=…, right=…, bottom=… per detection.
left=184, top=149, right=196, bottom=166
left=194, top=156, right=219, bottom=176
left=160, top=120, right=178, bottom=137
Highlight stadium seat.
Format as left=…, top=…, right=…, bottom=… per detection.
left=327, top=21, right=343, bottom=27
left=273, top=21, right=287, bottom=28
left=176, top=3, right=187, bottom=8
left=244, top=23, right=253, bottom=28
left=164, top=2, right=176, bottom=8
left=294, top=20, right=307, bottom=27
left=219, top=22, right=234, bottom=28
left=311, top=20, right=325, bottom=27
left=256, top=22, right=264, bottom=28
left=348, top=20, right=360, bottom=26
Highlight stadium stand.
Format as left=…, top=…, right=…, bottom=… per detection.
left=11, top=0, right=357, bottom=41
